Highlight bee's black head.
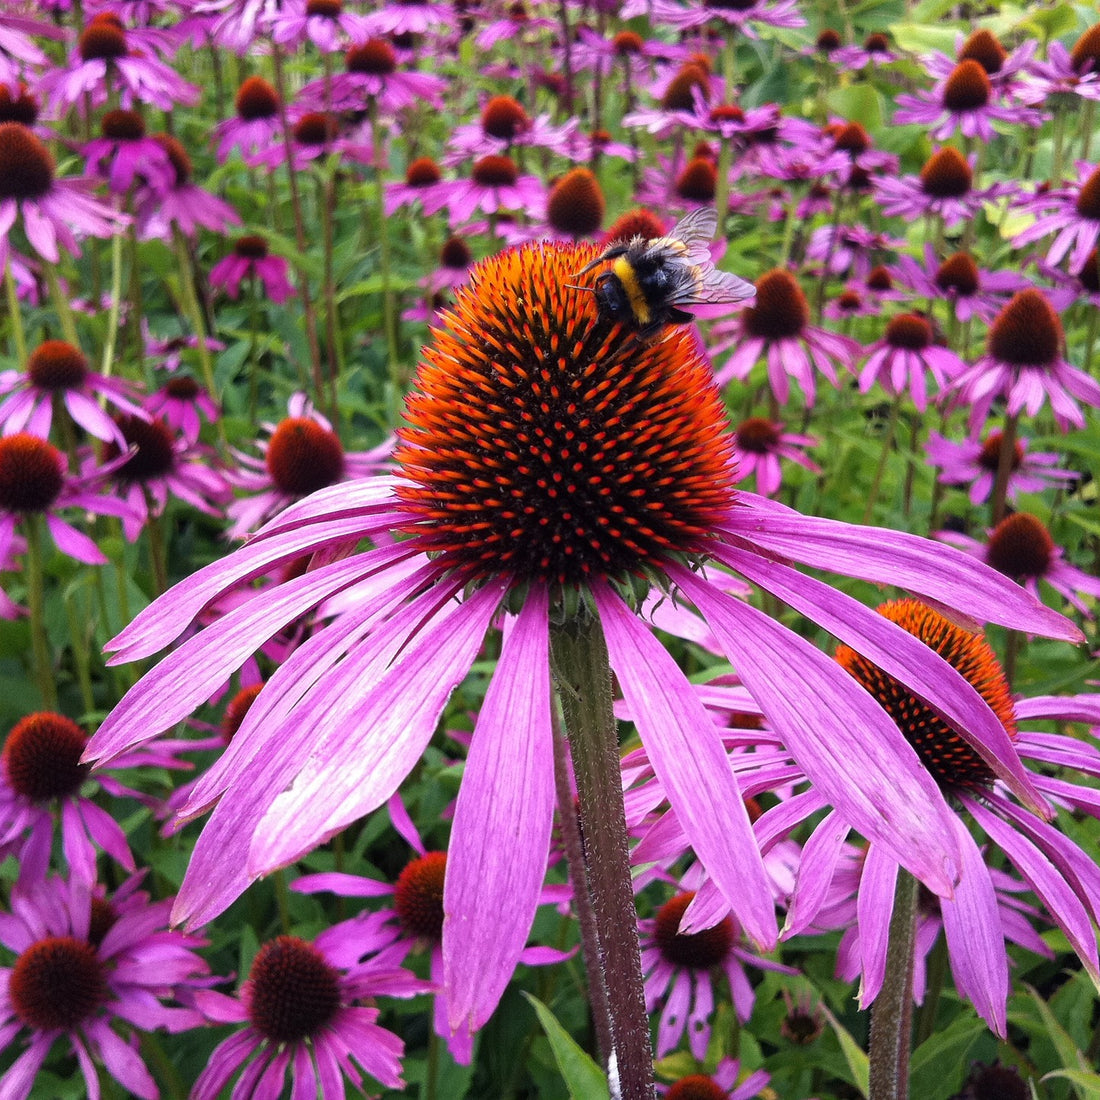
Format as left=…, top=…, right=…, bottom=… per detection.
left=593, top=270, right=634, bottom=324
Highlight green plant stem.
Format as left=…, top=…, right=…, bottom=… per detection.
left=551, top=700, right=614, bottom=1067
left=64, top=592, right=96, bottom=718
left=25, top=515, right=58, bottom=710
left=424, top=1028, right=440, bottom=1100
left=274, top=868, right=292, bottom=934
left=1081, top=101, right=1096, bottom=162
left=3, top=252, right=26, bottom=366
left=868, top=868, right=918, bottom=1100
left=714, top=137, right=733, bottom=233
left=1004, top=628, right=1020, bottom=689
left=369, top=98, right=401, bottom=387
left=1051, top=107, right=1067, bottom=185
left=100, top=226, right=125, bottom=379
left=989, top=413, right=1018, bottom=527
left=550, top=612, right=654, bottom=1100
left=862, top=397, right=901, bottom=525
left=1083, top=304, right=1098, bottom=376
left=45, top=263, right=79, bottom=346
left=144, top=500, right=168, bottom=597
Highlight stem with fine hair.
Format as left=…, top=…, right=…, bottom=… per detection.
left=25, top=515, right=59, bottom=710
left=550, top=611, right=654, bottom=1100
left=868, top=868, right=918, bottom=1100
left=551, top=701, right=614, bottom=1066
left=3, top=252, right=26, bottom=367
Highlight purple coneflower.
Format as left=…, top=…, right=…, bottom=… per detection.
left=641, top=888, right=791, bottom=1059
left=384, top=155, right=452, bottom=216
left=923, top=28, right=1038, bottom=95
left=830, top=32, right=899, bottom=72
left=444, top=94, right=575, bottom=162
left=436, top=153, right=546, bottom=227
left=0, top=339, right=145, bottom=445
left=0, top=871, right=208, bottom=1100
left=893, top=59, right=1044, bottom=141
left=805, top=223, right=905, bottom=280
left=225, top=394, right=393, bottom=539
left=711, top=268, right=861, bottom=404
left=360, top=0, right=458, bottom=38
left=948, top=287, right=1100, bottom=431
left=939, top=513, right=1100, bottom=618
left=254, top=108, right=374, bottom=173
left=209, top=234, right=294, bottom=303
left=212, top=75, right=282, bottom=167
left=1023, top=23, right=1100, bottom=104
left=732, top=417, right=819, bottom=496
left=145, top=374, right=220, bottom=445
left=892, top=245, right=1026, bottom=324
left=652, top=0, right=804, bottom=37
left=269, top=0, right=370, bottom=50
left=0, top=13, right=53, bottom=87
left=926, top=430, right=1077, bottom=505
left=0, top=122, right=125, bottom=262
left=82, top=107, right=175, bottom=196
left=657, top=1057, right=770, bottom=1099
left=134, top=133, right=240, bottom=240
left=1011, top=161, right=1100, bottom=273
left=87, top=241, right=1077, bottom=1042
left=191, top=930, right=424, bottom=1097
left=857, top=312, right=965, bottom=411
left=0, top=432, right=137, bottom=564
left=874, top=145, right=1008, bottom=230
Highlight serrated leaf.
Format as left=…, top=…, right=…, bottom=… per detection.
left=523, top=993, right=610, bottom=1100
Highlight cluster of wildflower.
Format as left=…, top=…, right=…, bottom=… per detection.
left=0, top=1, right=1097, bottom=1097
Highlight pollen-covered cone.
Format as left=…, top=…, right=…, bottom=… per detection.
left=86, top=240, right=1080, bottom=1040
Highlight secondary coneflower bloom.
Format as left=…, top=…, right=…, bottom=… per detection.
left=926, top=430, right=1077, bottom=505
left=191, top=931, right=424, bottom=1097
left=1024, top=26, right=1100, bottom=104
left=209, top=234, right=294, bottom=303
left=780, top=600, right=1100, bottom=1034
left=0, top=122, right=125, bottom=263
left=654, top=0, right=804, bottom=36
left=0, top=339, right=145, bottom=445
left=874, top=146, right=1009, bottom=230
left=269, top=0, right=370, bottom=50
left=830, top=32, right=899, bottom=71
left=0, top=872, right=208, bottom=1100
left=301, top=38, right=447, bottom=115
left=923, top=28, right=1038, bottom=94
left=213, top=75, right=282, bottom=166
left=857, top=313, right=965, bottom=411
left=95, top=414, right=228, bottom=542
left=444, top=95, right=575, bottom=162
left=545, top=167, right=604, bottom=239
left=294, top=795, right=571, bottom=1064
left=41, top=13, right=199, bottom=112
left=641, top=889, right=792, bottom=1059
left=939, top=513, right=1100, bottom=618
left=423, top=235, right=475, bottom=294
left=254, top=108, right=373, bottom=172
left=82, top=107, right=175, bottom=196
left=806, top=224, right=905, bottom=281
left=731, top=418, right=819, bottom=496
left=948, top=287, right=1100, bottom=431
left=225, top=394, right=393, bottom=539
left=894, top=59, right=1043, bottom=140
left=87, top=241, right=1077, bottom=1041
left=145, top=374, right=219, bottom=445
left=135, top=133, right=240, bottom=239
left=710, top=268, right=860, bottom=404
left=891, top=245, right=1026, bottom=324
left=657, top=1058, right=770, bottom=1099
left=0, top=13, right=52, bottom=87
left=436, top=154, right=546, bottom=227
left=384, top=156, right=452, bottom=216
left=0, top=432, right=136, bottom=565
left=1011, top=162, right=1100, bottom=273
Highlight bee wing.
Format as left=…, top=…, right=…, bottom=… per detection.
left=668, top=207, right=719, bottom=263
left=689, top=266, right=757, bottom=306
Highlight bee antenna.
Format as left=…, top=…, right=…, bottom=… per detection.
left=564, top=283, right=594, bottom=293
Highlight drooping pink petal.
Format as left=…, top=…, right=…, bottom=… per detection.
left=444, top=584, right=553, bottom=1032
left=855, top=844, right=897, bottom=1007
left=670, top=562, right=960, bottom=898
left=592, top=579, right=777, bottom=949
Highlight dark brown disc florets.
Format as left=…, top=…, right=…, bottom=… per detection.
left=935, top=252, right=980, bottom=296
left=836, top=599, right=1015, bottom=793
left=735, top=417, right=780, bottom=453
left=393, top=851, right=446, bottom=940
left=394, top=242, right=737, bottom=588
left=0, top=122, right=54, bottom=202
left=0, top=433, right=65, bottom=513
left=1075, top=165, right=1100, bottom=221
left=0, top=85, right=39, bottom=127
left=661, top=63, right=710, bottom=111
left=79, top=18, right=128, bottom=62
left=107, top=415, right=176, bottom=482
left=675, top=157, right=717, bottom=202
left=480, top=95, right=529, bottom=140
left=986, top=289, right=1062, bottom=367
left=654, top=892, right=734, bottom=969
left=958, top=29, right=1006, bottom=74
left=546, top=167, right=604, bottom=237
left=265, top=417, right=345, bottom=496
left=246, top=936, right=342, bottom=1043
left=470, top=154, right=517, bottom=187
left=28, top=340, right=89, bottom=391
left=942, top=59, right=992, bottom=111
left=884, top=313, right=933, bottom=350
left=742, top=269, right=809, bottom=340
left=666, top=1075, right=727, bottom=1100
left=919, top=146, right=972, bottom=198
left=10, top=936, right=108, bottom=1031
left=1070, top=24, right=1100, bottom=74
left=3, top=712, right=89, bottom=802
left=346, top=39, right=397, bottom=75
left=985, top=512, right=1054, bottom=580
left=235, top=76, right=280, bottom=120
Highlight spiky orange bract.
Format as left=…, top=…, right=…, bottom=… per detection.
left=836, top=599, right=1016, bottom=795
left=394, top=242, right=736, bottom=590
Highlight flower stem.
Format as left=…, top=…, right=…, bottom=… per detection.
left=862, top=396, right=901, bottom=525
left=550, top=611, right=654, bottom=1100
left=551, top=701, right=614, bottom=1066
left=64, top=590, right=96, bottom=718
left=868, top=868, right=918, bottom=1100
left=25, top=515, right=58, bottom=710
left=989, top=413, right=1018, bottom=527
left=44, top=262, right=79, bottom=347
left=100, top=225, right=125, bottom=379
left=3, top=252, right=26, bottom=367
left=369, top=98, right=401, bottom=388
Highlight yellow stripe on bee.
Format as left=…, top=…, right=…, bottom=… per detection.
left=613, top=257, right=650, bottom=326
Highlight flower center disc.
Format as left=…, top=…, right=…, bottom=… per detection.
left=0, top=433, right=65, bottom=513
left=394, top=851, right=447, bottom=940
left=0, top=122, right=54, bottom=202
left=246, top=936, right=341, bottom=1043
left=10, top=937, right=108, bottom=1031
left=654, top=892, right=734, bottom=969
left=394, top=242, right=737, bottom=588
left=3, top=711, right=89, bottom=801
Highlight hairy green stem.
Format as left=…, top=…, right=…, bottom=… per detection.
left=25, top=515, right=58, bottom=710
left=3, top=253, right=26, bottom=367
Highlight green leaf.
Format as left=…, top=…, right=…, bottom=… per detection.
left=1024, top=983, right=1093, bottom=1093
left=1043, top=1070, right=1100, bottom=1100
left=523, top=994, right=610, bottom=1100
left=824, top=84, right=884, bottom=131
left=1019, top=3, right=1079, bottom=39
left=819, top=1003, right=869, bottom=1097
left=910, top=1016, right=989, bottom=1100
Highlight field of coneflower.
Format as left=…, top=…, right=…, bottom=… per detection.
left=1, top=1, right=1099, bottom=1097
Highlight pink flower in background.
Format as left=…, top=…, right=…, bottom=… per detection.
left=857, top=312, right=965, bottom=411
left=209, top=235, right=294, bottom=303
left=1011, top=161, right=1100, bottom=273
left=83, top=107, right=176, bottom=196
left=213, top=75, right=282, bottom=166
left=145, top=375, right=220, bottom=445
left=732, top=418, right=819, bottom=496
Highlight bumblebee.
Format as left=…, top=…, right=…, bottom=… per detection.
left=574, top=208, right=754, bottom=338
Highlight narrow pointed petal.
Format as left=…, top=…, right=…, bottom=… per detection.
left=855, top=845, right=897, bottom=1007
left=445, top=585, right=554, bottom=1031
left=713, top=542, right=1048, bottom=814
left=669, top=563, right=960, bottom=898
left=591, top=581, right=777, bottom=949
left=718, top=502, right=1082, bottom=641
